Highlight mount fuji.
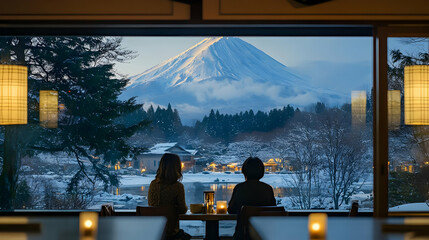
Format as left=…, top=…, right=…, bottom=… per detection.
left=122, top=37, right=344, bottom=125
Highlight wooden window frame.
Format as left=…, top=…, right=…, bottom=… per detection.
left=374, top=25, right=429, bottom=217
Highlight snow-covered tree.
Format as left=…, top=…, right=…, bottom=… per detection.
left=0, top=37, right=146, bottom=209
left=318, top=108, right=370, bottom=209
left=285, top=112, right=322, bottom=209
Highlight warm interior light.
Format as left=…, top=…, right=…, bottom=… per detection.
left=404, top=65, right=429, bottom=125
left=311, top=223, right=321, bottom=231
left=216, top=200, right=227, bottom=214
left=84, top=220, right=93, bottom=229
left=0, top=65, right=28, bottom=125
left=388, top=90, right=401, bottom=130
left=308, top=213, right=327, bottom=239
left=79, top=212, right=98, bottom=238
left=351, top=91, right=366, bottom=127
left=40, top=90, right=58, bottom=128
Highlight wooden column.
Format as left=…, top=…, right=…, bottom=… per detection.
left=373, top=26, right=389, bottom=218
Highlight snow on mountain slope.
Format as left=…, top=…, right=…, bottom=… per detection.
left=127, top=37, right=302, bottom=87
left=122, top=37, right=344, bottom=125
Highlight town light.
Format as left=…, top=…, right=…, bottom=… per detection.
left=388, top=90, right=401, bottom=130
left=351, top=91, right=366, bottom=127
left=0, top=65, right=27, bottom=125
left=40, top=90, right=58, bottom=128
left=404, top=65, right=429, bottom=125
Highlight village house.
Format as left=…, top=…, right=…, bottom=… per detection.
left=264, top=158, right=280, bottom=172
left=263, top=158, right=294, bottom=173
left=135, top=143, right=197, bottom=173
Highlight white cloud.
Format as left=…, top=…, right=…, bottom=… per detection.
left=175, top=103, right=204, bottom=114
left=180, top=78, right=287, bottom=103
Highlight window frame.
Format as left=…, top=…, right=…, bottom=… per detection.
left=374, top=25, right=429, bottom=217
left=1, top=23, right=427, bottom=216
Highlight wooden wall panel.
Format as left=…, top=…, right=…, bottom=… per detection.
left=203, top=0, right=429, bottom=20
left=0, top=0, right=190, bottom=20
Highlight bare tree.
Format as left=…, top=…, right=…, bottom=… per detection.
left=227, top=137, right=262, bottom=160
left=285, top=113, right=322, bottom=209
left=318, top=109, right=370, bottom=209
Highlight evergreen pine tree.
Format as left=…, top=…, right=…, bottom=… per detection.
left=0, top=37, right=148, bottom=208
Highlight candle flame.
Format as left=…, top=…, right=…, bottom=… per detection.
left=311, top=223, right=321, bottom=231
left=84, top=220, right=93, bottom=229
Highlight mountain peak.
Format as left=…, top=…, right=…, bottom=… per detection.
left=128, top=37, right=299, bottom=88
left=123, top=37, right=342, bottom=125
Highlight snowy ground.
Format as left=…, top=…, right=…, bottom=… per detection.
left=389, top=203, right=429, bottom=212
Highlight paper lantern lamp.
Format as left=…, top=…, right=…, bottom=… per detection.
left=351, top=91, right=366, bottom=127
left=388, top=90, right=401, bottom=130
left=0, top=65, right=27, bottom=125
left=40, top=90, right=58, bottom=128
left=404, top=65, right=429, bottom=125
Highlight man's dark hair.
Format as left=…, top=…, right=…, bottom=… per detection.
left=242, top=157, right=265, bottom=180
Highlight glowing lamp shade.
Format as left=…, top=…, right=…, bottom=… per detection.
left=388, top=90, right=401, bottom=130
left=39, top=90, right=58, bottom=128
left=351, top=91, right=366, bottom=127
left=0, top=65, right=27, bottom=125
left=404, top=65, right=429, bottom=125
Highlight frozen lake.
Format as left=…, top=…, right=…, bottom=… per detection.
left=97, top=173, right=296, bottom=237
left=108, top=182, right=294, bottom=208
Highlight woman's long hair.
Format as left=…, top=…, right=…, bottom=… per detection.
left=155, top=153, right=183, bottom=184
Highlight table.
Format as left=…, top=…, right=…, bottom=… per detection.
left=179, top=213, right=237, bottom=240
left=0, top=216, right=166, bottom=240
left=249, top=217, right=412, bottom=240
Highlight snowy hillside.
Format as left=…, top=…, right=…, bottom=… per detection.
left=122, top=37, right=344, bottom=124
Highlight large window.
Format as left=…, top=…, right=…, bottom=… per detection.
left=0, top=36, right=373, bottom=220
left=388, top=37, right=429, bottom=212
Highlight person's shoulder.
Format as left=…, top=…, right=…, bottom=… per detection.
left=259, top=181, right=274, bottom=190
left=235, top=181, right=246, bottom=188
left=172, top=181, right=184, bottom=188
left=233, top=181, right=246, bottom=191
left=149, top=179, right=159, bottom=187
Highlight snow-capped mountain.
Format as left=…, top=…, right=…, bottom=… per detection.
left=122, top=37, right=343, bottom=125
